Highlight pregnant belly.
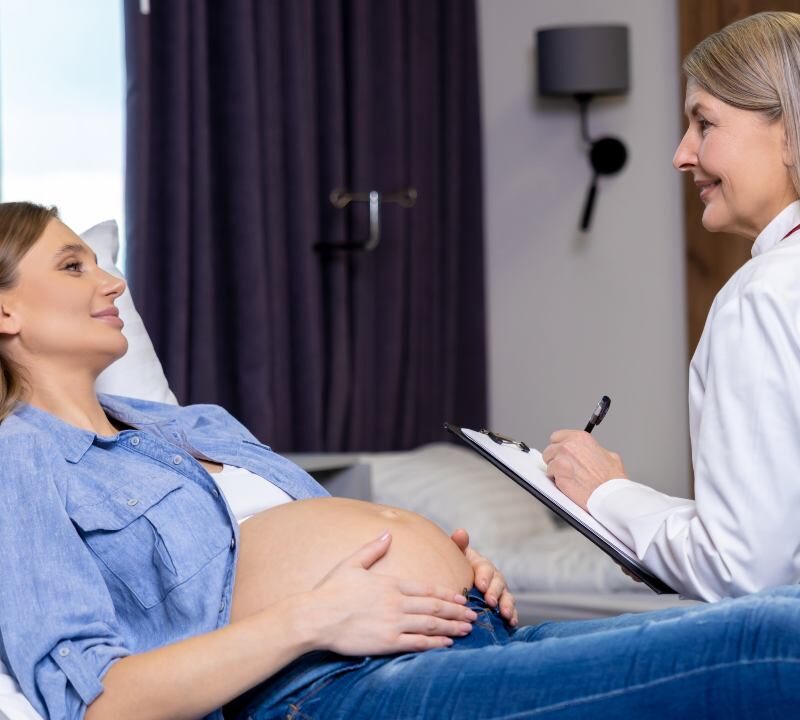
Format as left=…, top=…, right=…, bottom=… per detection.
left=229, top=497, right=474, bottom=622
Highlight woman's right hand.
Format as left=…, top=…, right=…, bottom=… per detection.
left=305, top=531, right=477, bottom=656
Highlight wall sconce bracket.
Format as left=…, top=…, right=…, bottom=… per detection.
left=537, top=25, right=630, bottom=231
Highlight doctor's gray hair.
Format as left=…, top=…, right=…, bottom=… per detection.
left=684, top=11, right=800, bottom=197
left=0, top=202, right=59, bottom=422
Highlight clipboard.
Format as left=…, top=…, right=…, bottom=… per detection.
left=445, top=423, right=676, bottom=595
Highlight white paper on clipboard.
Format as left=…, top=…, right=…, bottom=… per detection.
left=463, top=428, right=642, bottom=566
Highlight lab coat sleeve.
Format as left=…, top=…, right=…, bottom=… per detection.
left=588, top=282, right=800, bottom=601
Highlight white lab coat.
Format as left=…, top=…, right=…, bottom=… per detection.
left=588, top=201, right=800, bottom=601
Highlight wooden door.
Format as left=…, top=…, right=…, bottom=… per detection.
left=680, top=0, right=800, bottom=354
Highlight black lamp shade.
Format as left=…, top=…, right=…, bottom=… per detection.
left=537, top=25, right=629, bottom=97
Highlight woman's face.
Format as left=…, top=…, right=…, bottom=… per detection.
left=0, top=218, right=128, bottom=373
left=673, top=80, right=798, bottom=239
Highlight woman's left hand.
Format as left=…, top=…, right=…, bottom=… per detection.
left=450, top=528, right=518, bottom=627
left=541, top=429, right=627, bottom=511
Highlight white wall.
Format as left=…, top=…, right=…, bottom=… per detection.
left=478, top=0, right=690, bottom=497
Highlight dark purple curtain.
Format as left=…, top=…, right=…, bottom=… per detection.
left=124, top=0, right=486, bottom=452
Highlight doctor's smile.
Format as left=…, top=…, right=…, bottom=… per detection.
left=696, top=178, right=720, bottom=200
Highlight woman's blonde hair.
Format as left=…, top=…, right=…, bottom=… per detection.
left=0, top=202, right=59, bottom=422
left=684, top=11, right=800, bottom=196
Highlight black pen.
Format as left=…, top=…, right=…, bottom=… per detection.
left=584, top=395, right=611, bottom=433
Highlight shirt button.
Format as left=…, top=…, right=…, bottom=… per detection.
left=58, top=648, right=70, bottom=657
left=230, top=537, right=236, bottom=550
left=127, top=498, right=139, bottom=507
left=212, top=488, right=220, bottom=498
left=130, top=436, right=141, bottom=446
left=172, top=455, right=183, bottom=465
left=219, top=601, right=225, bottom=613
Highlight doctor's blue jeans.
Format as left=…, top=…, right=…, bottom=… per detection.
left=224, top=585, right=800, bottom=719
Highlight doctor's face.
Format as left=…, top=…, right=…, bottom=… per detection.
left=673, top=80, right=798, bottom=239
left=0, top=218, right=128, bottom=373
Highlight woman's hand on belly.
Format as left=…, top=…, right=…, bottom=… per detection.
left=451, top=528, right=518, bottom=627
left=302, top=530, right=478, bottom=656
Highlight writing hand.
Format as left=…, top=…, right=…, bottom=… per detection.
left=541, top=429, right=627, bottom=511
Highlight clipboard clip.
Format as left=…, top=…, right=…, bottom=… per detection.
left=479, top=428, right=530, bottom=453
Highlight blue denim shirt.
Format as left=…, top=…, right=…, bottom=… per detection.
left=0, top=394, right=327, bottom=720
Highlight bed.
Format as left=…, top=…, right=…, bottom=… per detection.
left=0, top=220, right=695, bottom=720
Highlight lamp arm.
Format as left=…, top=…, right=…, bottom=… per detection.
left=575, top=93, right=594, bottom=147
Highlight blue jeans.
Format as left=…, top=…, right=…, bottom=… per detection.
left=223, top=585, right=800, bottom=719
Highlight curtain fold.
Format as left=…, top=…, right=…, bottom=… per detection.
left=125, top=0, right=487, bottom=451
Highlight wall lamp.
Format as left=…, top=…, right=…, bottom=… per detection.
left=536, top=24, right=630, bottom=231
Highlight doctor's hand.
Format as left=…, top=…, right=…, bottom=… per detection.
left=619, top=563, right=644, bottom=584
left=541, top=430, right=627, bottom=512
left=450, top=528, right=518, bottom=627
left=307, top=531, right=476, bottom=657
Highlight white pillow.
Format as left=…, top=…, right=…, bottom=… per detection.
left=83, top=220, right=178, bottom=404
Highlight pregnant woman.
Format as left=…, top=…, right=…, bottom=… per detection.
left=2, top=199, right=800, bottom=715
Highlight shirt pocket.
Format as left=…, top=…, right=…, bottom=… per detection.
left=70, top=477, right=228, bottom=609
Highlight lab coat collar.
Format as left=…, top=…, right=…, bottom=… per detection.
left=752, top=200, right=800, bottom=257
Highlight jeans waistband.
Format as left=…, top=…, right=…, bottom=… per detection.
left=464, top=586, right=504, bottom=615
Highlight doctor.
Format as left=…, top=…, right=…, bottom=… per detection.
left=543, top=10, right=800, bottom=602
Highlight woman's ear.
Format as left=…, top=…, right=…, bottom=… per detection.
left=782, top=126, right=794, bottom=167
left=0, top=300, right=21, bottom=336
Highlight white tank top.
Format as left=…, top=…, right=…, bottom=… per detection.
left=210, top=464, right=293, bottom=523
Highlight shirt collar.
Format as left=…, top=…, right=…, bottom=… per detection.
left=751, top=200, right=800, bottom=257
left=12, top=394, right=165, bottom=464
